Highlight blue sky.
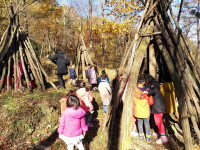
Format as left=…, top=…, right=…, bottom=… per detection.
left=56, top=0, right=101, bottom=18
left=56, top=0, right=197, bottom=42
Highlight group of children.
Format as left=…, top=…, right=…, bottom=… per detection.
left=58, top=65, right=175, bottom=149
left=68, top=62, right=100, bottom=90
left=58, top=81, right=94, bottom=150
left=58, top=66, right=112, bottom=149
left=131, top=74, right=169, bottom=144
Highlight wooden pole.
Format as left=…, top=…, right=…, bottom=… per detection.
left=19, top=44, right=30, bottom=90
left=154, top=33, right=194, bottom=150
left=81, top=50, right=86, bottom=80
left=119, top=19, right=154, bottom=149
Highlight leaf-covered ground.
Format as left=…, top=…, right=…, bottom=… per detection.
left=0, top=69, right=199, bottom=150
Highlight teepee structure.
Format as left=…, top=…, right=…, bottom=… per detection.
left=75, top=35, right=93, bottom=80
left=0, top=1, right=57, bottom=92
left=107, top=0, right=200, bottom=150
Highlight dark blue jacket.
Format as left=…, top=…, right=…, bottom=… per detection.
left=147, top=82, right=165, bottom=114
left=48, top=51, right=70, bottom=75
left=69, top=68, right=77, bottom=79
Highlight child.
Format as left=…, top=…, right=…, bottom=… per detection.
left=88, top=64, right=97, bottom=90
left=58, top=95, right=88, bottom=150
left=98, top=74, right=112, bottom=113
left=59, top=90, right=76, bottom=114
left=145, top=74, right=168, bottom=144
left=133, top=74, right=151, bottom=142
left=69, top=64, right=77, bottom=85
left=76, top=81, right=94, bottom=127
left=99, top=70, right=110, bottom=83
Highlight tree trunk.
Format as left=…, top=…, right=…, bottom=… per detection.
left=89, top=0, right=93, bottom=48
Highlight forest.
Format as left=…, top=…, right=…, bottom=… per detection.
left=0, top=0, right=200, bottom=150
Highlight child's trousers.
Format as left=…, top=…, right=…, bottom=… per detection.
left=154, top=113, right=166, bottom=135
left=67, top=142, right=84, bottom=150
left=59, top=134, right=84, bottom=150
left=137, top=118, right=150, bottom=136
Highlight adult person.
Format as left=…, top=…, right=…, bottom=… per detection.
left=47, top=49, right=70, bottom=89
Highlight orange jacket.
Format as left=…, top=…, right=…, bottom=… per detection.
left=133, top=87, right=150, bottom=118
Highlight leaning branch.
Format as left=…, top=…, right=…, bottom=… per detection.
left=140, top=32, right=162, bottom=37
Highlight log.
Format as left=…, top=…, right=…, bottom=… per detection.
left=19, top=44, right=30, bottom=90
left=140, top=32, right=162, bottom=37
left=0, top=25, right=17, bottom=62
left=154, top=33, right=194, bottom=150
left=81, top=50, right=86, bottom=80
left=75, top=48, right=81, bottom=78
left=149, top=40, right=158, bottom=78
left=119, top=20, right=153, bottom=149
left=6, top=57, right=11, bottom=91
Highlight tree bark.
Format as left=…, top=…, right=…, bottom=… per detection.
left=119, top=18, right=153, bottom=148
left=149, top=40, right=158, bottom=79
left=154, top=33, right=194, bottom=150
left=19, top=44, right=30, bottom=90
left=197, top=2, right=200, bottom=66
left=81, top=50, right=86, bottom=80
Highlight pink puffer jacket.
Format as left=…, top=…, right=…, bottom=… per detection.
left=57, top=107, right=88, bottom=137
left=76, top=88, right=94, bottom=112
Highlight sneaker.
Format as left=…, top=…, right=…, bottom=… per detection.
left=156, top=138, right=163, bottom=144
left=88, top=123, right=94, bottom=128
left=93, top=87, right=98, bottom=90
left=139, top=134, right=145, bottom=140
left=156, top=136, right=168, bottom=144
left=131, top=131, right=138, bottom=137
left=146, top=135, right=151, bottom=142
left=161, top=136, right=169, bottom=143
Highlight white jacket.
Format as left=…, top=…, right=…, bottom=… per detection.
left=98, top=80, right=112, bottom=105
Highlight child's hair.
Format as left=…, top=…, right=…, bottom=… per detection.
left=66, top=95, right=80, bottom=110
left=101, top=74, right=107, bottom=80
left=101, top=70, right=106, bottom=75
left=94, top=62, right=97, bottom=65
left=66, top=90, right=75, bottom=97
left=137, top=74, right=145, bottom=84
left=85, top=86, right=90, bottom=92
left=80, top=81, right=86, bottom=87
left=145, top=74, right=157, bottom=85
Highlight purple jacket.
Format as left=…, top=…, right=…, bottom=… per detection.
left=88, top=67, right=97, bottom=84
left=58, top=107, right=88, bottom=137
